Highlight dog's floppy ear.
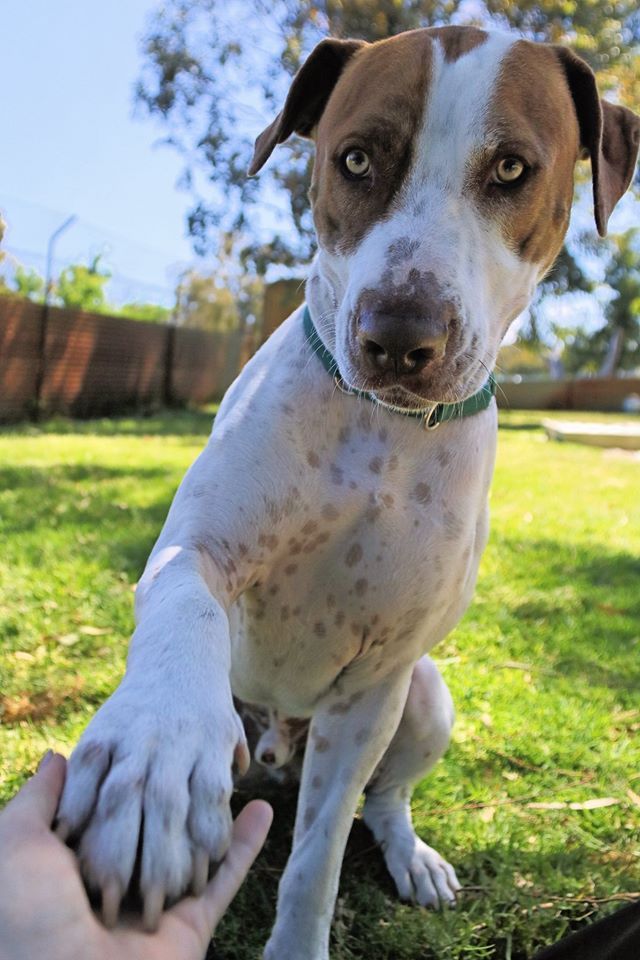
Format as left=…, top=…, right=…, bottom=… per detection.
left=554, top=46, right=640, bottom=236
left=248, top=38, right=365, bottom=176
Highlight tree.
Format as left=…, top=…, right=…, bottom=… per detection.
left=119, top=302, right=172, bottom=323
left=563, top=229, right=640, bottom=375
left=13, top=265, right=45, bottom=302
left=136, top=0, right=640, bottom=265
left=56, top=255, right=111, bottom=312
left=174, top=231, right=264, bottom=331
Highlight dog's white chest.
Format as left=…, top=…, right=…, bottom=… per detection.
left=228, top=395, right=496, bottom=716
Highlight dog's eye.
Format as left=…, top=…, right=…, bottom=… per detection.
left=494, top=157, right=526, bottom=184
left=342, top=149, right=371, bottom=179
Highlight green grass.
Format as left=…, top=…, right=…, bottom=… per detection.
left=1, top=407, right=639, bottom=960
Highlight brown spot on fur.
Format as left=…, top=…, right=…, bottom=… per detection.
left=307, top=451, right=321, bottom=468
left=321, top=503, right=339, bottom=521
left=313, top=733, right=330, bottom=753
left=284, top=563, right=298, bottom=576
left=354, top=728, right=369, bottom=746
left=369, top=456, right=383, bottom=474
left=345, top=543, right=363, bottom=567
left=330, top=463, right=344, bottom=485
left=355, top=578, right=369, bottom=596
left=412, top=482, right=432, bottom=505
left=335, top=611, right=346, bottom=627
left=338, top=426, right=351, bottom=443
left=314, top=621, right=327, bottom=638
left=311, top=774, right=323, bottom=789
left=238, top=542, right=249, bottom=556
left=326, top=594, right=336, bottom=608
left=378, top=427, right=388, bottom=443
left=304, top=806, right=317, bottom=829
left=281, top=605, right=290, bottom=621
left=258, top=533, right=279, bottom=551
left=302, top=520, right=318, bottom=535
left=329, top=700, right=352, bottom=715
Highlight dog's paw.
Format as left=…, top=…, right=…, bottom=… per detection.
left=56, top=682, right=249, bottom=929
left=385, top=835, right=460, bottom=908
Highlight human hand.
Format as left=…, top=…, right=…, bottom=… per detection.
left=0, top=752, right=272, bottom=960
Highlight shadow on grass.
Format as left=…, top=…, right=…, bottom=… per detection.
left=0, top=406, right=217, bottom=439
left=497, top=421, right=542, bottom=432
left=208, top=780, right=630, bottom=960
left=492, top=535, right=640, bottom=691
left=0, top=461, right=174, bottom=578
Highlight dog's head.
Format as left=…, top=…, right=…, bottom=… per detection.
left=250, top=27, right=639, bottom=408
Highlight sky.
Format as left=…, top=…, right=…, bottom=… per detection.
left=0, top=3, right=636, bottom=323
left=0, top=0, right=196, bottom=304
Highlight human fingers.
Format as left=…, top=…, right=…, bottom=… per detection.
left=166, top=800, right=272, bottom=946
left=2, top=752, right=67, bottom=828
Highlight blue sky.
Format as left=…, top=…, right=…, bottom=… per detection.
left=0, top=0, right=195, bottom=303
left=1, top=3, right=635, bottom=325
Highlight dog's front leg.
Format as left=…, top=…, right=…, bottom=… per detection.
left=265, top=666, right=414, bottom=960
left=56, top=542, right=248, bottom=929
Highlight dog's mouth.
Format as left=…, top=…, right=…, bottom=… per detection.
left=340, top=358, right=490, bottom=410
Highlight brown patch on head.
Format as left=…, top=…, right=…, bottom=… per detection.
left=427, top=25, right=488, bottom=63
left=307, top=450, right=321, bottom=468
left=476, top=40, right=582, bottom=271
left=312, top=31, right=434, bottom=253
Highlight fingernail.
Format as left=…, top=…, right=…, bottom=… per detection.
left=38, top=750, right=54, bottom=771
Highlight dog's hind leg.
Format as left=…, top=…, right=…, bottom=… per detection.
left=362, top=655, right=461, bottom=908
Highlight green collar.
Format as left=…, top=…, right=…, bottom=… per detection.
left=303, top=305, right=496, bottom=430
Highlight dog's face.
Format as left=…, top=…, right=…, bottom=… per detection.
left=250, top=27, right=639, bottom=408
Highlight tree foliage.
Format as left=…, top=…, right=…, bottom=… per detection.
left=56, top=255, right=111, bottom=312
left=136, top=0, right=640, bottom=264
left=563, top=229, right=640, bottom=374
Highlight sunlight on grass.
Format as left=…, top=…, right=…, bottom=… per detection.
left=1, top=407, right=638, bottom=959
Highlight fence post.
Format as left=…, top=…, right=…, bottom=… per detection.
left=34, top=215, right=77, bottom=420
left=163, top=323, right=176, bottom=406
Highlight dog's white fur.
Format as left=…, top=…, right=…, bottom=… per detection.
left=56, top=27, right=639, bottom=959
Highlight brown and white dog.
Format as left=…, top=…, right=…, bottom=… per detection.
left=56, top=26, right=639, bottom=960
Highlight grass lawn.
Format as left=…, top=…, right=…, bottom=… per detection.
left=1, top=407, right=639, bottom=959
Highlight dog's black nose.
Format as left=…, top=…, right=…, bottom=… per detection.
left=357, top=310, right=449, bottom=378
